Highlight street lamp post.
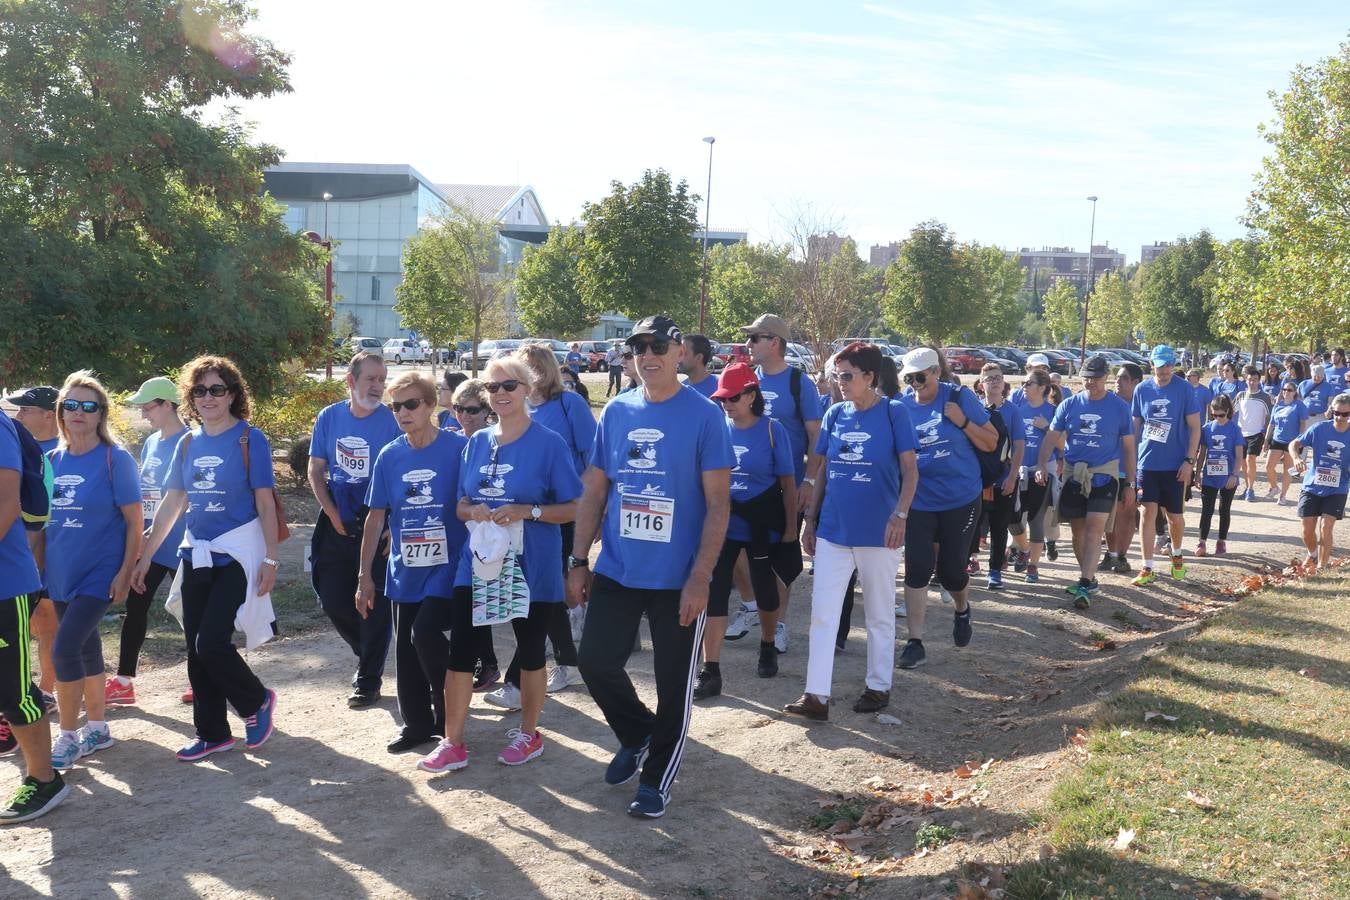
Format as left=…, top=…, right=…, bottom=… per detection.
left=1078, top=195, right=1098, bottom=367
left=699, top=136, right=715, bottom=334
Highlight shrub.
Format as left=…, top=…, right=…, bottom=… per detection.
left=250, top=374, right=346, bottom=450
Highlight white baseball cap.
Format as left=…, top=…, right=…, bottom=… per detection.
left=1026, top=353, right=1050, bottom=368
left=468, top=520, right=511, bottom=581
left=901, top=347, right=941, bottom=376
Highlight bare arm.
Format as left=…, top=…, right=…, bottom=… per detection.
left=132, top=488, right=188, bottom=590
left=0, top=469, right=18, bottom=537
left=308, top=456, right=346, bottom=536
left=680, top=468, right=731, bottom=626
left=565, top=465, right=610, bottom=608
left=111, top=502, right=142, bottom=603
left=966, top=419, right=999, bottom=452
left=800, top=419, right=822, bottom=516
left=356, top=507, right=386, bottom=618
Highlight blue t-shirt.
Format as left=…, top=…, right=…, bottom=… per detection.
left=684, top=375, right=718, bottom=402
left=310, top=401, right=402, bottom=525
left=818, top=394, right=833, bottom=417
left=437, top=409, right=454, bottom=430
left=165, top=421, right=276, bottom=567
left=565, top=351, right=584, bottom=373
left=1327, top=366, right=1350, bottom=391
left=815, top=399, right=917, bottom=546
left=1013, top=398, right=1059, bottom=468
left=46, top=444, right=140, bottom=602
left=529, top=391, right=596, bottom=476
left=37, top=436, right=59, bottom=455
left=140, top=427, right=189, bottom=569
left=1300, top=379, right=1335, bottom=417
left=1191, top=383, right=1214, bottom=421
left=1051, top=391, right=1133, bottom=487
left=0, top=412, right=42, bottom=598
left=993, top=401, right=1024, bottom=479
left=1132, top=376, right=1200, bottom=472
left=1270, top=399, right=1308, bottom=444
left=1296, top=420, right=1350, bottom=497
left=1213, top=379, right=1241, bottom=401
left=365, top=430, right=468, bottom=602
left=589, top=385, right=735, bottom=590
left=756, top=366, right=822, bottom=482
left=1200, top=420, right=1243, bottom=489
left=899, top=382, right=989, bottom=511
left=456, top=422, right=583, bottom=602
left=727, top=416, right=794, bottom=543
left=1260, top=381, right=1280, bottom=398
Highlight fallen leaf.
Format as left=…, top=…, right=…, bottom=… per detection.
left=831, top=830, right=868, bottom=851
left=749, top=717, right=773, bottom=729
left=1297, top=668, right=1320, bottom=678
left=1093, top=638, right=1118, bottom=651
left=827, top=819, right=855, bottom=834
left=1144, top=711, right=1178, bottom=723
left=1038, top=843, right=1054, bottom=861
left=1023, top=761, right=1050, bottom=770
left=1185, top=790, right=1216, bottom=810
left=876, top=713, right=903, bottom=726
left=1113, top=827, right=1137, bottom=850
left=1069, top=727, right=1089, bottom=747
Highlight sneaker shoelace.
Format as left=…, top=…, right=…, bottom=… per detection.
left=504, top=728, right=534, bottom=751
left=9, top=782, right=37, bottom=806
left=0, top=719, right=11, bottom=741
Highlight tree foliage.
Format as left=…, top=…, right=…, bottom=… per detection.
left=0, top=0, right=327, bottom=396
left=1085, top=271, right=1139, bottom=348
left=1137, top=232, right=1218, bottom=352
left=1208, top=237, right=1274, bottom=350
left=963, top=244, right=1026, bottom=344
left=578, top=169, right=701, bottom=328
left=515, top=224, right=592, bottom=337
left=881, top=221, right=982, bottom=346
left=704, top=241, right=791, bottom=339
left=1041, top=280, right=1082, bottom=346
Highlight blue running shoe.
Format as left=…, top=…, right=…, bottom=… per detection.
left=986, top=570, right=1004, bottom=590
left=176, top=736, right=237, bottom=762
left=604, top=737, right=650, bottom=786
left=628, top=784, right=667, bottom=818
left=953, top=608, right=973, bottom=647
left=245, top=689, right=276, bottom=749
left=76, top=724, right=113, bottom=758
left=50, top=733, right=81, bottom=771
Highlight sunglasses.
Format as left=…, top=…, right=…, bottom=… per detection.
left=453, top=404, right=486, bottom=415
left=902, top=372, right=927, bottom=386
left=1334, top=410, right=1350, bottom=419
left=1281, top=387, right=1297, bottom=393
left=621, top=350, right=634, bottom=361
left=484, top=380, right=521, bottom=393
left=61, top=399, right=103, bottom=413
left=629, top=340, right=671, bottom=356
left=390, top=398, right=426, bottom=412
left=834, top=371, right=861, bottom=383
left=1209, top=408, right=1227, bottom=416
left=747, top=333, right=777, bottom=344
left=191, top=384, right=231, bottom=398
left=716, top=390, right=751, bottom=404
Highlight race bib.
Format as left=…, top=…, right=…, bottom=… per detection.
left=1314, top=466, right=1342, bottom=488
left=1205, top=457, right=1228, bottom=477
left=141, top=488, right=162, bottom=520
left=400, top=527, right=448, bottom=567
left=620, top=494, right=674, bottom=543
left=1143, top=419, right=1172, bottom=444
left=336, top=440, right=370, bottom=480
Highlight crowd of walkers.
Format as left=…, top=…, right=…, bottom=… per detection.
left=2, top=325, right=1348, bottom=826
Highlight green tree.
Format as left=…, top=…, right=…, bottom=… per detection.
left=515, top=224, right=592, bottom=336
left=0, top=0, right=326, bottom=396
left=964, top=244, right=1025, bottom=343
left=394, top=204, right=508, bottom=375
left=1085, top=271, right=1138, bottom=348
left=1137, top=232, right=1218, bottom=355
left=1209, top=237, right=1272, bottom=358
left=704, top=241, right=790, bottom=339
left=1041, top=280, right=1081, bottom=346
left=578, top=169, right=700, bottom=327
left=881, top=221, right=981, bottom=346
left=1245, top=38, right=1350, bottom=344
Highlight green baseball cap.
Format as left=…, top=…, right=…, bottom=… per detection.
left=126, top=376, right=179, bottom=405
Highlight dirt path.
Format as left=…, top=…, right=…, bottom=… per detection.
left=1, top=483, right=1334, bottom=898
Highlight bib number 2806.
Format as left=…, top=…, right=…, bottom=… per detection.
left=620, top=494, right=674, bottom=544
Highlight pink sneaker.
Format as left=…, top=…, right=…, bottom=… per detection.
left=105, top=677, right=136, bottom=707
left=1215, top=540, right=1227, bottom=556
left=181, top=687, right=194, bottom=704
left=1195, top=540, right=1207, bottom=558
left=497, top=728, right=544, bottom=766
left=417, top=738, right=468, bottom=774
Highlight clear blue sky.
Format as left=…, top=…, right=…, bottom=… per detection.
left=230, top=1, right=1348, bottom=263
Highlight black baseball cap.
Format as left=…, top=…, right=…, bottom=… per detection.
left=1081, top=355, right=1110, bottom=378
left=4, top=386, right=58, bottom=411
left=626, top=315, right=682, bottom=346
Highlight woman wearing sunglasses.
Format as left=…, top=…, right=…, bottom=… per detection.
left=694, top=364, right=798, bottom=701
left=133, top=356, right=279, bottom=761
left=1195, top=394, right=1244, bottom=557
left=1265, top=383, right=1309, bottom=506
left=787, top=344, right=918, bottom=720
left=43, top=372, right=142, bottom=770
left=417, top=357, right=582, bottom=772
left=1290, top=393, right=1350, bottom=569
left=436, top=370, right=469, bottom=430
left=358, top=372, right=468, bottom=755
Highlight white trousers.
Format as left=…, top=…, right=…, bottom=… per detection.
left=805, top=538, right=903, bottom=698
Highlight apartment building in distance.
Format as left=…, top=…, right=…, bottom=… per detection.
left=869, top=241, right=902, bottom=268
left=1011, top=244, right=1126, bottom=291
left=1140, top=241, right=1172, bottom=265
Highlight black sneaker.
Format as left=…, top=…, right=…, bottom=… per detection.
left=852, top=689, right=890, bottom=713
left=1087, top=578, right=1101, bottom=594
left=1100, top=551, right=1114, bottom=570
left=953, top=608, right=973, bottom=647
left=347, top=687, right=380, bottom=709
left=1111, top=555, right=1132, bottom=574
left=0, top=773, right=68, bottom=825
left=386, top=731, right=436, bottom=754
left=897, top=639, right=926, bottom=669
left=1046, top=541, right=1059, bottom=561
left=757, top=642, right=778, bottom=678
left=692, top=666, right=722, bottom=700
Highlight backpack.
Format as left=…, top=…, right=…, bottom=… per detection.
left=943, top=384, right=1008, bottom=488
left=11, top=416, right=53, bottom=532
left=757, top=364, right=806, bottom=424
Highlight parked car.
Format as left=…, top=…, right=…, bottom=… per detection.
left=714, top=342, right=750, bottom=369
left=1036, top=349, right=1076, bottom=376
left=786, top=342, right=818, bottom=374
left=419, top=341, right=452, bottom=365
left=944, top=347, right=986, bottom=375
left=463, top=339, right=523, bottom=370
left=979, top=346, right=1027, bottom=373
left=382, top=338, right=427, bottom=365
left=1109, top=348, right=1153, bottom=373
left=349, top=336, right=382, bottom=356
left=576, top=340, right=613, bottom=372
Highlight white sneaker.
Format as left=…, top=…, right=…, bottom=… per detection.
left=569, top=605, right=586, bottom=644
left=774, top=620, right=789, bottom=654
left=894, top=601, right=907, bottom=618
left=938, top=587, right=954, bottom=605
left=484, top=683, right=522, bottom=710
left=546, top=665, right=585, bottom=693
left=724, top=604, right=758, bottom=641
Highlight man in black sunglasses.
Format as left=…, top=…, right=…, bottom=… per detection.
left=307, top=351, right=402, bottom=709
left=569, top=314, right=735, bottom=819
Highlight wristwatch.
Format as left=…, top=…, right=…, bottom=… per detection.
left=530, top=504, right=542, bottom=521
left=262, top=557, right=279, bottom=568
left=802, top=477, right=817, bottom=487
left=891, top=510, right=909, bottom=520
left=567, top=556, right=590, bottom=570
left=1183, top=457, right=1195, bottom=465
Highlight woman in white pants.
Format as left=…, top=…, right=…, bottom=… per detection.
left=786, top=343, right=918, bottom=721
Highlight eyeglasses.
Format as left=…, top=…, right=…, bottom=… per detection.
left=716, top=390, right=751, bottom=404
left=61, top=399, right=103, bottom=413
left=190, top=384, right=231, bottom=398
left=562, top=381, right=576, bottom=391
left=747, top=333, right=777, bottom=344
left=629, top=339, right=671, bottom=356
left=621, top=350, right=634, bottom=361
left=1281, top=387, right=1297, bottom=393
left=484, top=380, right=521, bottom=393
left=902, top=372, right=927, bottom=386
left=453, top=404, right=486, bottom=415
left=835, top=371, right=859, bottom=383
left=390, top=398, right=426, bottom=412
left=1334, top=410, right=1350, bottom=419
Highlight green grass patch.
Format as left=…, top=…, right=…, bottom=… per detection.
left=915, top=823, right=957, bottom=850
left=1009, top=572, right=1350, bottom=897
left=810, top=800, right=864, bottom=830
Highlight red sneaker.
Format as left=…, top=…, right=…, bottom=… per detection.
left=104, top=677, right=136, bottom=707
left=181, top=687, right=194, bottom=704
left=497, top=728, right=544, bottom=766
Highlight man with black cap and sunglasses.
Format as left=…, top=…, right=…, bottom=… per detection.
left=5, top=387, right=59, bottom=456
left=307, top=350, right=401, bottom=709
left=569, top=314, right=734, bottom=819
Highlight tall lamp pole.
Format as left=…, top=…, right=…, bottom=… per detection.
left=699, top=136, right=715, bottom=334
left=306, top=188, right=335, bottom=378
left=1078, top=195, right=1098, bottom=367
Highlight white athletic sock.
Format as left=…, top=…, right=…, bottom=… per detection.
left=742, top=601, right=759, bottom=613
left=85, top=720, right=106, bottom=732
left=61, top=729, right=77, bottom=741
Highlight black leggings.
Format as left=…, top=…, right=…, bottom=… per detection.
left=117, top=561, right=173, bottom=677
left=1199, top=485, right=1237, bottom=541
left=903, top=498, right=982, bottom=591
left=970, top=489, right=1017, bottom=571
left=708, top=541, right=783, bottom=617
left=443, top=586, right=552, bottom=674
left=503, top=522, right=578, bottom=686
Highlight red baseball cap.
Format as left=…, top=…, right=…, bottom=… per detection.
left=711, top=362, right=759, bottom=399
